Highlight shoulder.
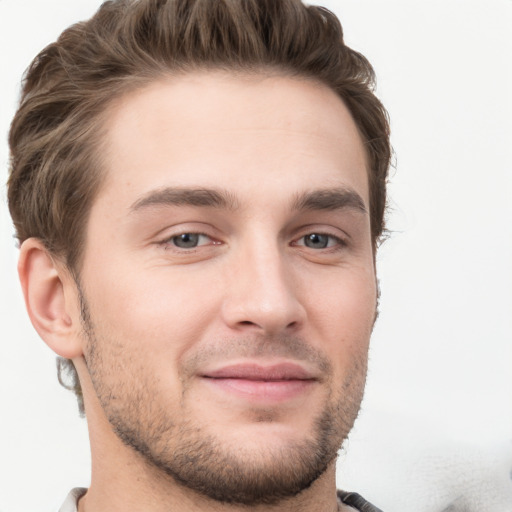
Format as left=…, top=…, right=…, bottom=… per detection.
left=337, top=490, right=384, bottom=512
left=58, top=488, right=87, bottom=512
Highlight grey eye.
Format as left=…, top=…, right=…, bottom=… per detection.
left=303, top=233, right=329, bottom=249
left=172, top=233, right=201, bottom=248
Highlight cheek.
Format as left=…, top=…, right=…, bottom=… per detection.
left=83, top=260, right=223, bottom=357
left=81, top=265, right=225, bottom=402
left=305, top=266, right=376, bottom=362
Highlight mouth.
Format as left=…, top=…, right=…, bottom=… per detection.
left=200, top=362, right=318, bottom=402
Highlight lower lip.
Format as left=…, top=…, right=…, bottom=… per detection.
left=202, top=377, right=315, bottom=402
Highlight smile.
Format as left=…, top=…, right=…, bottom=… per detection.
left=200, top=363, right=318, bottom=402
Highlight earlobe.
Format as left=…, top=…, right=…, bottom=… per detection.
left=18, top=238, right=83, bottom=359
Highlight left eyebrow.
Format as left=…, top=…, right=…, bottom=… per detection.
left=291, top=187, right=367, bottom=214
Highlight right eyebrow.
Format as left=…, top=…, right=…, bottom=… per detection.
left=291, top=187, right=367, bottom=215
left=129, top=187, right=239, bottom=213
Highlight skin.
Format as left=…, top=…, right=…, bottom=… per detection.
left=19, top=72, right=376, bottom=512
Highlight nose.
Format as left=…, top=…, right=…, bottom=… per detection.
left=221, top=241, right=306, bottom=335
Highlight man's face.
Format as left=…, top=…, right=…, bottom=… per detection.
left=78, top=72, right=376, bottom=504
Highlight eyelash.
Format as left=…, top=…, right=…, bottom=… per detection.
left=293, top=232, right=347, bottom=251
left=159, top=232, right=218, bottom=250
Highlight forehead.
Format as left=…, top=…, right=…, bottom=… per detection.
left=96, top=72, right=369, bottom=211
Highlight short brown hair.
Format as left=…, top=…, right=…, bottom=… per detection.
left=8, top=0, right=391, bottom=414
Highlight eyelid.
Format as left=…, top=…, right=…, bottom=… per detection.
left=152, top=221, right=223, bottom=250
left=292, top=232, right=346, bottom=249
left=291, top=222, right=349, bottom=243
left=159, top=231, right=220, bottom=248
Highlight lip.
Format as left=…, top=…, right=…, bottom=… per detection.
left=202, top=362, right=316, bottom=381
left=200, top=362, right=318, bottom=402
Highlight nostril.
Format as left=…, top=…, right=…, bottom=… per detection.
left=235, top=319, right=298, bottom=332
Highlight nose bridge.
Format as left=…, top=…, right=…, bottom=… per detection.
left=222, top=231, right=305, bottom=333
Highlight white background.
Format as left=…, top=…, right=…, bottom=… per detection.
left=0, top=1, right=511, bottom=511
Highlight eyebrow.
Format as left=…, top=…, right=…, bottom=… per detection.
left=130, top=187, right=239, bottom=212
left=291, top=188, right=367, bottom=214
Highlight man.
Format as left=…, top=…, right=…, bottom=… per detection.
left=7, top=0, right=390, bottom=510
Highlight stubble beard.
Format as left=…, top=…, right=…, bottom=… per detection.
left=79, top=290, right=368, bottom=506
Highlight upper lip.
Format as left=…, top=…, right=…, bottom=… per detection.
left=201, top=362, right=316, bottom=381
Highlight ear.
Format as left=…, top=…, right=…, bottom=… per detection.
left=18, top=238, right=84, bottom=359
